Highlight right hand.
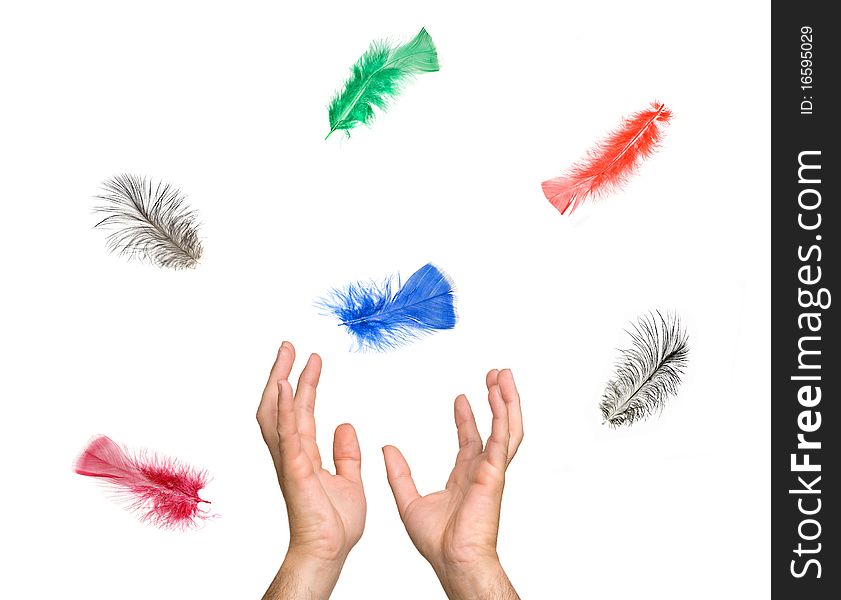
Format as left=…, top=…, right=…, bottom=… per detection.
left=257, top=342, right=366, bottom=599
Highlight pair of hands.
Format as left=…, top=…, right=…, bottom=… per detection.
left=256, top=342, right=523, bottom=600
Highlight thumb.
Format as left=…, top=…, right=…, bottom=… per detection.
left=382, top=445, right=420, bottom=520
left=333, top=423, right=362, bottom=483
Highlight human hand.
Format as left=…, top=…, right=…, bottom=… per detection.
left=383, top=369, right=523, bottom=600
left=256, top=342, right=366, bottom=600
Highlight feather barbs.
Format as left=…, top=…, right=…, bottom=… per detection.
left=600, top=311, right=689, bottom=428
left=317, top=263, right=457, bottom=351
left=542, top=102, right=672, bottom=215
left=94, top=174, right=203, bottom=269
left=326, top=27, right=439, bottom=139
left=75, top=435, right=211, bottom=529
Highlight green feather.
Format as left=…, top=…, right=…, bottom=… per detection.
left=326, top=27, right=439, bottom=139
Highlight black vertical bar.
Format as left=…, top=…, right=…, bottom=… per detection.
left=772, top=2, right=837, bottom=597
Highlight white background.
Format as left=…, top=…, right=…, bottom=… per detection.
left=0, top=1, right=770, bottom=598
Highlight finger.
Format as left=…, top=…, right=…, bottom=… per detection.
left=264, top=342, right=296, bottom=397
left=497, top=369, right=524, bottom=463
left=447, top=394, right=483, bottom=489
left=484, top=384, right=510, bottom=470
left=454, top=394, right=483, bottom=460
left=295, top=353, right=323, bottom=467
left=257, top=342, right=296, bottom=442
left=382, top=445, right=420, bottom=520
left=486, top=369, right=500, bottom=390
left=276, top=379, right=311, bottom=479
left=333, top=423, right=362, bottom=483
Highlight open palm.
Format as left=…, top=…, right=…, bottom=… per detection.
left=257, top=342, right=366, bottom=563
left=384, top=369, right=523, bottom=578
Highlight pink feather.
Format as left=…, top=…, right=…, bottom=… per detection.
left=75, top=435, right=211, bottom=529
left=542, top=101, right=672, bottom=215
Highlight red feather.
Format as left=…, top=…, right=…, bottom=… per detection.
left=542, top=101, right=672, bottom=215
left=75, top=435, right=211, bottom=529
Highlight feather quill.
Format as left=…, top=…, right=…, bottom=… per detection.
left=94, top=174, right=203, bottom=269
left=326, top=27, right=439, bottom=139
left=542, top=102, right=672, bottom=215
left=317, top=263, right=457, bottom=351
left=75, top=435, right=211, bottom=529
left=600, top=311, right=689, bottom=427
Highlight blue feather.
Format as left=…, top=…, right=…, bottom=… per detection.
left=317, top=263, right=457, bottom=351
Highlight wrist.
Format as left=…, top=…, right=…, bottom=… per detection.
left=435, top=557, right=518, bottom=600
left=264, top=550, right=345, bottom=600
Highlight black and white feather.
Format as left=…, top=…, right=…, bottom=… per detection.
left=93, top=174, right=203, bottom=269
left=600, top=311, right=689, bottom=427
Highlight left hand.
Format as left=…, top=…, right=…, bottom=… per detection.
left=383, top=368, right=523, bottom=599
